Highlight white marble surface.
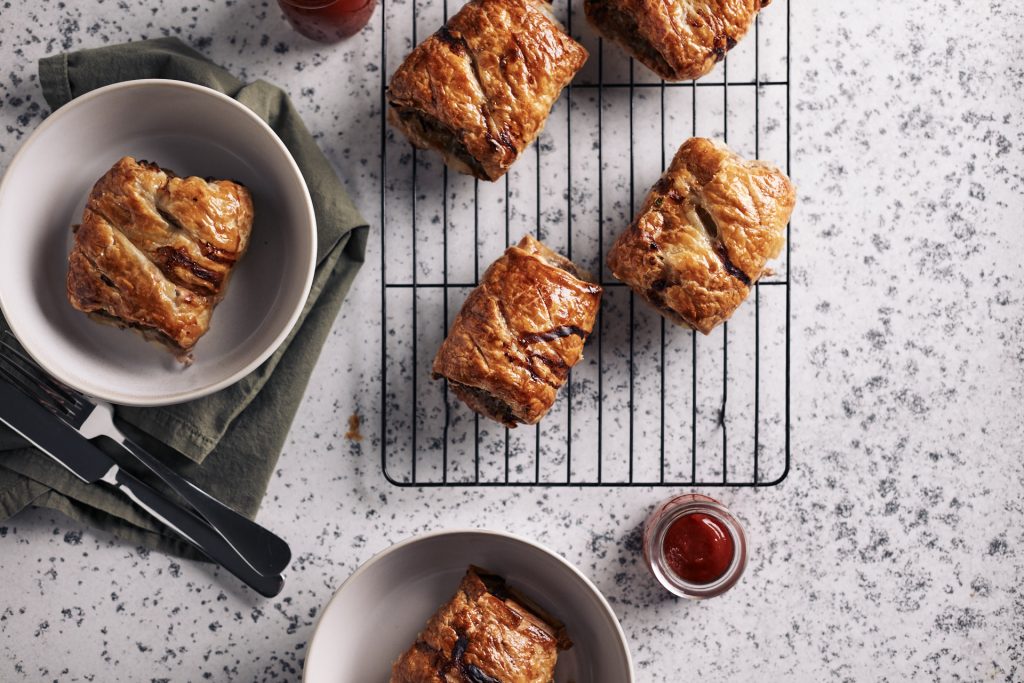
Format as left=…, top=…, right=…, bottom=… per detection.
left=1, top=1, right=1023, bottom=681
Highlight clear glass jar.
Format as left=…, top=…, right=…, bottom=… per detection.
left=278, top=0, right=377, bottom=43
left=643, top=493, right=747, bottom=599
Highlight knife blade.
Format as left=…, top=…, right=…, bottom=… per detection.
left=0, top=378, right=284, bottom=597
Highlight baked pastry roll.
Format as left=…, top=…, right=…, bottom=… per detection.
left=584, top=0, right=770, bottom=81
left=607, top=138, right=795, bottom=334
left=386, top=0, right=587, bottom=181
left=67, top=157, right=253, bottom=361
left=433, top=235, right=602, bottom=427
left=390, top=566, right=571, bottom=683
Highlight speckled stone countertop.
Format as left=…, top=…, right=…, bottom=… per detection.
left=1, top=1, right=1022, bottom=681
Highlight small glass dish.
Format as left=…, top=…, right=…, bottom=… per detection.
left=278, top=0, right=377, bottom=43
left=642, top=493, right=747, bottom=599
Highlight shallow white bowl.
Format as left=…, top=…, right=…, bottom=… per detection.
left=0, top=79, right=316, bottom=406
left=303, top=529, right=634, bottom=683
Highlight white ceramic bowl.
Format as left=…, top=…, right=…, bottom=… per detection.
left=0, top=79, right=316, bottom=406
left=303, top=529, right=634, bottom=683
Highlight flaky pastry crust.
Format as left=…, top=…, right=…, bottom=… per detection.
left=386, top=0, right=587, bottom=181
left=606, top=138, right=795, bottom=334
left=390, top=566, right=571, bottom=683
left=66, top=157, right=253, bottom=359
left=432, top=235, right=602, bottom=427
left=584, top=0, right=770, bottom=81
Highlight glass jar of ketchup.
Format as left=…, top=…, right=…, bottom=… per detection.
left=278, top=0, right=377, bottom=43
left=643, top=493, right=747, bottom=599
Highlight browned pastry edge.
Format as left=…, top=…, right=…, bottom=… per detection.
left=84, top=310, right=196, bottom=365
left=385, top=0, right=588, bottom=181
left=583, top=1, right=675, bottom=77
left=468, top=566, right=573, bottom=651
left=607, top=137, right=795, bottom=334
left=432, top=235, right=602, bottom=427
left=584, top=0, right=770, bottom=82
left=447, top=380, right=520, bottom=427
left=390, top=566, right=571, bottom=683
left=387, top=106, right=493, bottom=180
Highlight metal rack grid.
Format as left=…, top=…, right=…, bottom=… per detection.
left=380, top=0, right=791, bottom=487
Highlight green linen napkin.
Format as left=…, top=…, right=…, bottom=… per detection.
left=0, top=37, right=368, bottom=559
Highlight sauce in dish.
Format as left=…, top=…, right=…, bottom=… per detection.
left=278, top=0, right=377, bottom=43
left=643, top=493, right=747, bottom=599
left=662, top=512, right=735, bottom=585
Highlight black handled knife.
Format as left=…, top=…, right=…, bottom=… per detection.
left=0, top=379, right=283, bottom=598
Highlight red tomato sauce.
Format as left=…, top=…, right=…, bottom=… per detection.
left=279, top=0, right=377, bottom=43
left=663, top=512, right=735, bottom=584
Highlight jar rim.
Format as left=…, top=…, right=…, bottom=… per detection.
left=279, top=0, right=373, bottom=10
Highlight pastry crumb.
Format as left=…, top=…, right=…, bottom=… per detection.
left=345, top=413, right=363, bottom=441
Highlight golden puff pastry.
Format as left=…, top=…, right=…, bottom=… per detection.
left=67, top=156, right=253, bottom=361
left=386, top=0, right=587, bottom=181
left=606, top=138, right=795, bottom=334
left=433, top=235, right=602, bottom=427
left=584, top=0, right=770, bottom=81
left=390, top=566, right=571, bottom=683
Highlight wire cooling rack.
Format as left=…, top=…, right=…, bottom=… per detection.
left=380, top=0, right=791, bottom=487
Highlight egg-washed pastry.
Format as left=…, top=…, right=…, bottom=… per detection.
left=433, top=235, right=602, bottom=427
left=607, top=138, right=795, bottom=334
left=66, top=156, right=253, bottom=362
left=390, top=566, right=572, bottom=683
left=584, top=0, right=770, bottom=81
left=386, top=0, right=587, bottom=182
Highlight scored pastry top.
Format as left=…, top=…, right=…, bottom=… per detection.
left=66, top=156, right=253, bottom=355
left=386, top=0, right=587, bottom=181
left=390, top=566, right=570, bottom=683
left=433, top=234, right=602, bottom=427
left=607, top=137, right=795, bottom=334
left=584, top=0, right=770, bottom=81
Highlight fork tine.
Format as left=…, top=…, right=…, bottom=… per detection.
left=0, top=334, right=85, bottom=411
left=0, top=331, right=83, bottom=403
left=0, top=356, right=71, bottom=419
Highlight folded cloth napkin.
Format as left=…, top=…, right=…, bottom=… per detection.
left=0, top=37, right=368, bottom=559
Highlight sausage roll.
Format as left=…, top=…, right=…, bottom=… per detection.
left=433, top=235, right=602, bottom=427
left=584, top=0, right=770, bottom=81
left=67, top=156, right=253, bottom=362
left=390, top=566, right=571, bottom=683
left=386, top=0, right=587, bottom=181
left=606, top=138, right=795, bottom=334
